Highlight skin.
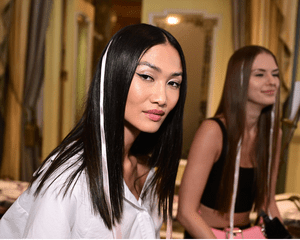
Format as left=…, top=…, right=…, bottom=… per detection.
left=177, top=53, right=282, bottom=238
left=123, top=43, right=183, bottom=200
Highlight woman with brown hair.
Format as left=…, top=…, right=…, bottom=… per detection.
left=177, top=45, right=282, bottom=238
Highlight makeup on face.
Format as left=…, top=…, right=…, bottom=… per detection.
left=247, top=53, right=279, bottom=107
left=124, top=43, right=183, bottom=134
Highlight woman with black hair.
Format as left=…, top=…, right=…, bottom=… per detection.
left=177, top=46, right=282, bottom=238
left=0, top=23, right=187, bottom=238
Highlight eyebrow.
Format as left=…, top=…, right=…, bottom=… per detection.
left=138, top=61, right=183, bottom=77
left=139, top=61, right=161, bottom=72
left=252, top=68, right=279, bottom=72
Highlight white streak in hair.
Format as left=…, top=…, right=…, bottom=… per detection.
left=100, top=41, right=122, bottom=238
left=240, top=61, right=244, bottom=87
left=166, top=199, right=173, bottom=239
left=229, top=108, right=276, bottom=229
left=227, top=60, right=245, bottom=238
left=229, top=138, right=242, bottom=238
left=268, top=106, right=275, bottom=219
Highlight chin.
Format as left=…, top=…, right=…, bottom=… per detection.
left=257, top=98, right=277, bottom=107
left=261, top=102, right=276, bottom=109
left=141, top=127, right=161, bottom=134
left=266, top=99, right=277, bottom=105
left=139, top=123, right=162, bottom=133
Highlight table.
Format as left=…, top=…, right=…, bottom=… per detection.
left=0, top=179, right=29, bottom=217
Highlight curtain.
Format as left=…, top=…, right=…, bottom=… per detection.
left=0, top=0, right=52, bottom=180
left=0, top=0, right=31, bottom=180
left=231, top=0, right=248, bottom=50
left=20, top=0, right=52, bottom=181
left=0, top=0, right=14, bottom=172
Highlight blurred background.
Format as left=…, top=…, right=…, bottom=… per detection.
left=0, top=0, right=300, bottom=213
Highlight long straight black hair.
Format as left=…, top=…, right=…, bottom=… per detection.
left=31, top=24, right=187, bottom=229
left=215, top=45, right=280, bottom=213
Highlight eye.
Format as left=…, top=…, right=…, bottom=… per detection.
left=272, top=73, right=280, bottom=78
left=255, top=73, right=264, bottom=77
left=136, top=73, right=153, bottom=81
left=168, top=80, right=181, bottom=89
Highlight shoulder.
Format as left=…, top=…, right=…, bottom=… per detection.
left=188, top=118, right=225, bottom=164
left=32, top=151, right=87, bottom=198
left=28, top=156, right=89, bottom=218
left=193, top=118, right=225, bottom=142
left=3, top=165, right=90, bottom=238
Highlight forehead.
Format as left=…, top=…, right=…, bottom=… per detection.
left=139, top=43, right=182, bottom=69
left=252, top=53, right=278, bottom=70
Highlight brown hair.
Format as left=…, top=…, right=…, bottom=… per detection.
left=215, top=45, right=281, bottom=213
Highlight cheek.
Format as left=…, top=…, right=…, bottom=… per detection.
left=127, top=83, right=145, bottom=105
left=247, top=84, right=253, bottom=96
left=248, top=81, right=259, bottom=93
left=166, top=90, right=180, bottom=112
left=276, top=79, right=280, bottom=89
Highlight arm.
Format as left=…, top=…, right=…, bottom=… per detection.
left=177, top=120, right=223, bottom=239
left=22, top=184, right=77, bottom=238
left=0, top=181, right=76, bottom=238
left=267, top=128, right=283, bottom=222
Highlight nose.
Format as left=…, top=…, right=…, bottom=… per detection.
left=150, top=81, right=167, bottom=107
left=267, top=73, right=278, bottom=86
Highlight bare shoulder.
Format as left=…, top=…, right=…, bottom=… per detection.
left=193, top=118, right=224, bottom=141
left=188, top=118, right=224, bottom=165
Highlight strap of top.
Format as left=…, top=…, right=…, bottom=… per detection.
left=200, top=117, right=228, bottom=209
left=208, top=117, right=228, bottom=164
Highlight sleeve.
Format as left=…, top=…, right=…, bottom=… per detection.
left=0, top=196, right=30, bottom=238
left=21, top=184, right=78, bottom=238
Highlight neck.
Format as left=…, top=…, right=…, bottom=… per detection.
left=123, top=123, right=148, bottom=200
left=123, top=122, right=140, bottom=168
left=245, top=102, right=263, bottom=132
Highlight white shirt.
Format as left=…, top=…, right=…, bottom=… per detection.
left=0, top=156, right=162, bottom=238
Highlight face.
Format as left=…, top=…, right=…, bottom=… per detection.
left=247, top=53, right=280, bottom=108
left=124, top=43, right=183, bottom=134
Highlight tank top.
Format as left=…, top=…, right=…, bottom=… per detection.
left=200, top=118, right=255, bottom=213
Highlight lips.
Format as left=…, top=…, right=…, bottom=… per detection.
left=144, top=109, right=165, bottom=122
left=262, top=90, right=276, bottom=95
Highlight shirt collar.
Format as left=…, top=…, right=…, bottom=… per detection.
left=123, top=168, right=155, bottom=208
